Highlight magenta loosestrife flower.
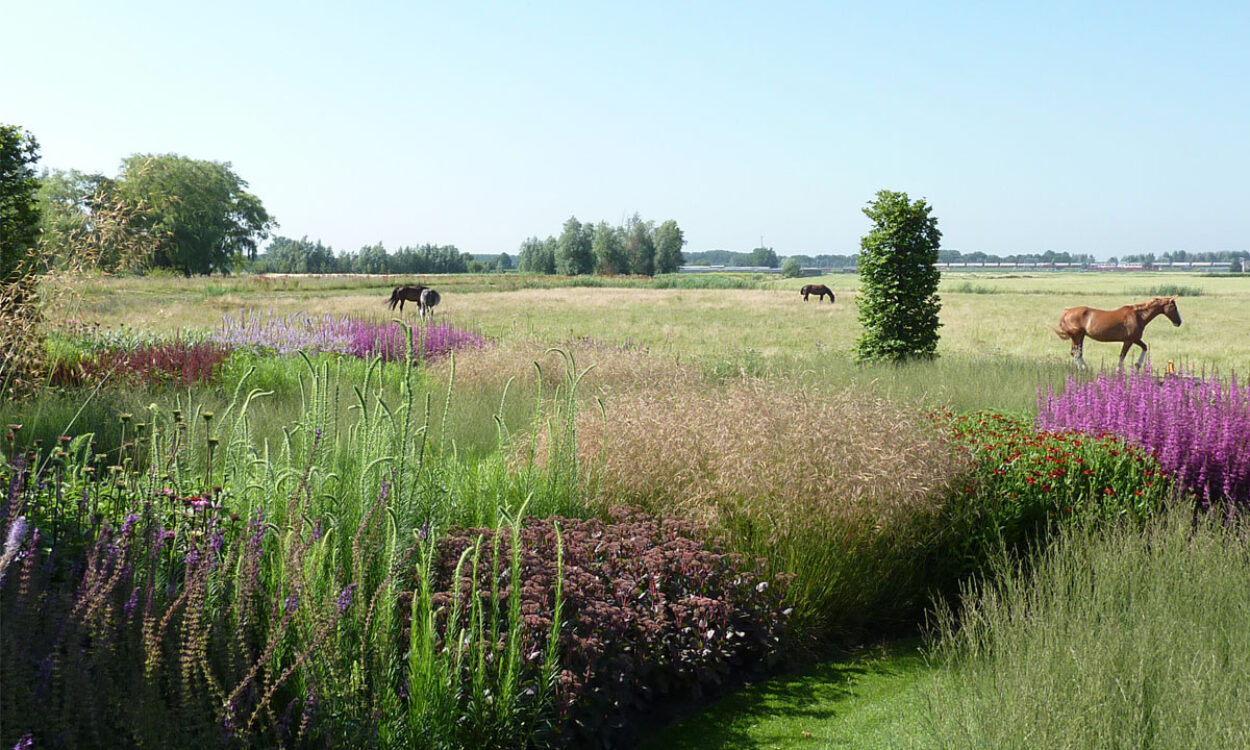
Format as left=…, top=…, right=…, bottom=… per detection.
left=211, top=310, right=486, bottom=362
left=1039, top=369, right=1250, bottom=508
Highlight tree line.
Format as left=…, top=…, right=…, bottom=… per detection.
left=253, top=237, right=476, bottom=275
left=516, top=215, right=685, bottom=276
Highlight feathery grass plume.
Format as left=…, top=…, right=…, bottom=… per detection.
left=554, top=377, right=966, bottom=642
left=1038, top=369, right=1250, bottom=508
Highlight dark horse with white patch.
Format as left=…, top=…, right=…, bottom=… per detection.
left=387, top=285, right=427, bottom=312
left=800, top=284, right=835, bottom=303
left=1054, top=295, right=1181, bottom=370
left=388, top=285, right=441, bottom=318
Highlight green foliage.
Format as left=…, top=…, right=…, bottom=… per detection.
left=115, top=153, right=275, bottom=275
left=937, top=410, right=1175, bottom=574
left=748, top=246, right=780, bottom=268
left=517, top=235, right=557, bottom=274
left=0, top=124, right=41, bottom=282
left=779, top=257, right=802, bottom=278
left=591, top=221, right=628, bottom=275
left=625, top=213, right=655, bottom=276
left=652, top=219, right=686, bottom=274
left=555, top=215, right=594, bottom=275
left=855, top=190, right=943, bottom=362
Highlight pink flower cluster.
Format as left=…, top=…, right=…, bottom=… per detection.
left=1038, top=370, right=1250, bottom=508
left=211, top=311, right=486, bottom=362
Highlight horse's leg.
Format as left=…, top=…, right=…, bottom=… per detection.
left=1117, top=340, right=1134, bottom=370
left=1133, top=340, right=1148, bottom=370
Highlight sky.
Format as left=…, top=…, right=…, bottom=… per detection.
left=3, top=1, right=1248, bottom=260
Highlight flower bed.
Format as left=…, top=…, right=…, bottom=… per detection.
left=211, top=310, right=487, bottom=361
left=939, top=410, right=1175, bottom=563
left=1038, top=371, right=1250, bottom=508
left=402, top=510, right=791, bottom=748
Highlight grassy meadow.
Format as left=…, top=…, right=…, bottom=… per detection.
left=4, top=269, right=1249, bottom=748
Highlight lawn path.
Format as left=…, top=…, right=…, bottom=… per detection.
left=638, top=640, right=932, bottom=749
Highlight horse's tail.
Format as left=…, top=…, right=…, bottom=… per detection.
left=1053, top=326, right=1071, bottom=340
left=386, top=290, right=398, bottom=310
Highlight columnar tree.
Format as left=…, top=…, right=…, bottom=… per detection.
left=854, top=190, right=943, bottom=362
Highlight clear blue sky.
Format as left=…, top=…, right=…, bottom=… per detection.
left=3, top=0, right=1247, bottom=259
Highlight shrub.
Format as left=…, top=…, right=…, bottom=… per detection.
left=937, top=410, right=1175, bottom=568
left=403, top=510, right=791, bottom=748
left=1037, top=370, right=1250, bottom=508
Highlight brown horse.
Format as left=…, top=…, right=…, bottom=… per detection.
left=1055, top=296, right=1181, bottom=370
left=800, top=284, right=835, bottom=303
left=387, top=284, right=427, bottom=312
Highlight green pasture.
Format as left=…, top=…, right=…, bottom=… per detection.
left=45, top=271, right=1250, bottom=412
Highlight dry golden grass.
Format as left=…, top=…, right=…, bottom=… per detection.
left=571, top=376, right=966, bottom=539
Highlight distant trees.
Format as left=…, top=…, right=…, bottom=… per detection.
left=0, top=124, right=41, bottom=282
left=653, top=220, right=685, bottom=275
left=555, top=217, right=594, bottom=275
left=518, top=214, right=685, bottom=276
left=517, top=236, right=557, bottom=274
left=115, top=154, right=275, bottom=275
left=254, top=238, right=473, bottom=274
left=855, top=190, right=943, bottom=363
left=780, top=257, right=802, bottom=278
left=34, top=154, right=275, bottom=276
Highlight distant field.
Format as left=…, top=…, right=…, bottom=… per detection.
left=46, top=271, right=1250, bottom=378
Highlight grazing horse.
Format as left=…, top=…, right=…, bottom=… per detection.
left=387, top=284, right=428, bottom=312
left=800, top=284, right=835, bottom=303
left=1054, top=296, right=1181, bottom=370
left=418, top=287, right=440, bottom=318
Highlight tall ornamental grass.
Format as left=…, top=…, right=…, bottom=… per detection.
left=922, top=506, right=1250, bottom=749
left=1038, top=370, right=1250, bottom=508
left=560, top=378, right=968, bottom=643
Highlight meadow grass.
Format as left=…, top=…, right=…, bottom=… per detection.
left=43, top=271, right=1250, bottom=376
left=920, top=505, right=1250, bottom=749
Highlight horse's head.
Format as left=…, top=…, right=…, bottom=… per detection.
left=1159, top=295, right=1182, bottom=327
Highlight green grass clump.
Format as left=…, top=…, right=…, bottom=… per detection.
left=922, top=506, right=1250, bottom=749
left=1131, top=284, right=1203, bottom=297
